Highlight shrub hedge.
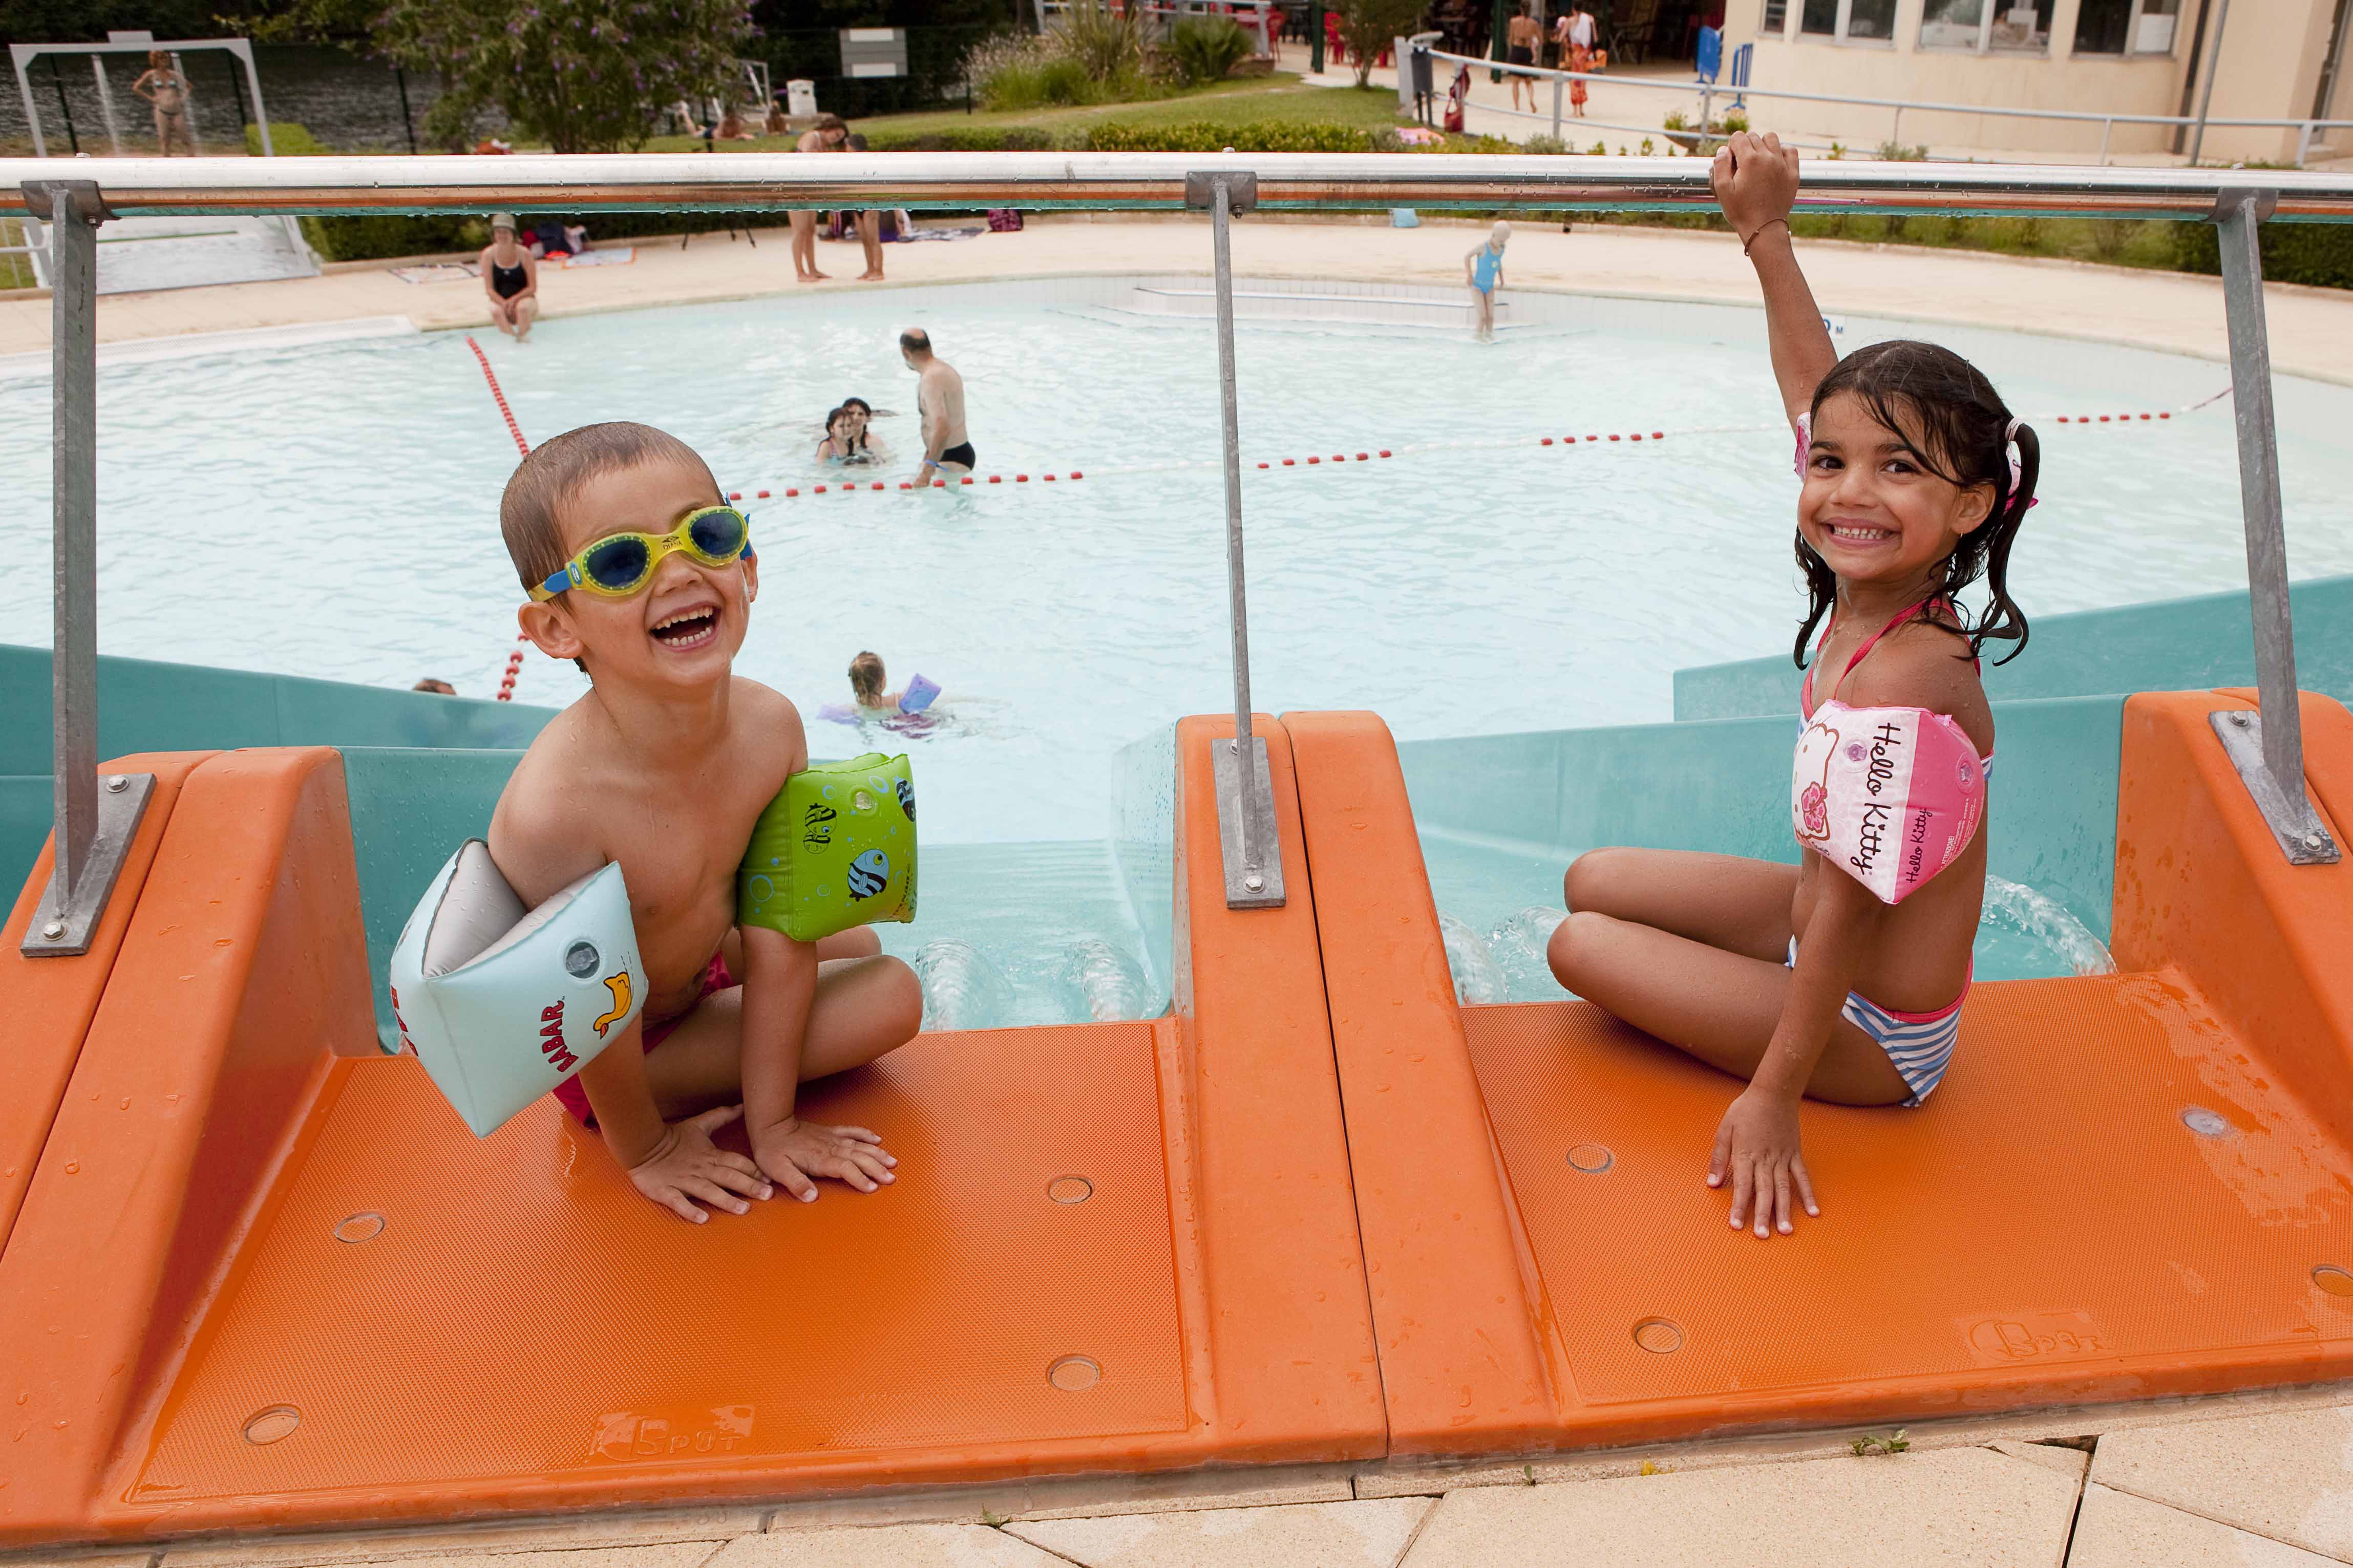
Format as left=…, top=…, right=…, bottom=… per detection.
left=241, top=119, right=2353, bottom=289
left=2170, top=219, right=2353, bottom=291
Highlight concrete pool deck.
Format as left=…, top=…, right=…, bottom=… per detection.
left=15, top=1385, right=2353, bottom=1566
left=5, top=213, right=2353, bottom=388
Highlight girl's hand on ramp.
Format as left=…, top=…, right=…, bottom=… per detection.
left=628, top=1104, right=775, bottom=1222
left=1709, top=1087, right=1819, bottom=1239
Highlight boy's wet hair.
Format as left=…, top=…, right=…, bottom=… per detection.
left=499, top=421, right=717, bottom=595
left=501, top=422, right=717, bottom=672
left=1795, top=340, right=2037, bottom=669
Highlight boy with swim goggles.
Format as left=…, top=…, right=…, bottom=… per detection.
left=494, top=421, right=922, bottom=1223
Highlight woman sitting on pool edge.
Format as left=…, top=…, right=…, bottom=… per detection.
left=479, top=213, right=539, bottom=342
left=1545, top=131, right=2037, bottom=1242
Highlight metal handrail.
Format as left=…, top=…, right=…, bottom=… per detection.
left=3, top=154, right=2352, bottom=221
left=11, top=155, right=2340, bottom=956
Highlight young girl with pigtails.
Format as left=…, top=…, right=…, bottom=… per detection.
left=1546, top=131, right=2040, bottom=1242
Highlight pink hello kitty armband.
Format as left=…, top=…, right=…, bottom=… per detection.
left=1792, top=700, right=1988, bottom=904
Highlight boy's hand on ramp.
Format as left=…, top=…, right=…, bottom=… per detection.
left=628, top=1105, right=775, bottom=1223
left=754, top=1118, right=899, bottom=1202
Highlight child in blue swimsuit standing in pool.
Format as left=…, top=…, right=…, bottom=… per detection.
left=1465, top=221, right=1508, bottom=342
left=1545, top=132, right=2039, bottom=1242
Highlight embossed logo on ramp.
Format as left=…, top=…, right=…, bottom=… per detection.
left=1958, top=1310, right=2109, bottom=1365
left=589, top=1405, right=756, bottom=1462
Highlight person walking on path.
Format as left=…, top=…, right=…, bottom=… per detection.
left=1506, top=6, right=1543, bottom=114
left=480, top=213, right=540, bottom=342
left=1559, top=6, right=1600, bottom=118
left=133, top=51, right=195, bottom=155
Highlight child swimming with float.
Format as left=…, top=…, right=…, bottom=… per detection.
left=819, top=651, right=941, bottom=729
left=1546, top=132, right=2036, bottom=1241
left=419, top=422, right=924, bottom=1221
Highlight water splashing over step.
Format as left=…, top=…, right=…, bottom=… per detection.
left=913, top=939, right=1016, bottom=1032
left=1057, top=937, right=1153, bottom=1022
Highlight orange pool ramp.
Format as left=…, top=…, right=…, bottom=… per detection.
left=1284, top=700, right=2353, bottom=1460
left=0, top=750, right=211, bottom=1251
left=0, top=721, right=1383, bottom=1546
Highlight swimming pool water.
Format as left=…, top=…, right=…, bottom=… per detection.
left=5, top=282, right=2352, bottom=848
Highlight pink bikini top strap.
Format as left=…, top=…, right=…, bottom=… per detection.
left=1803, top=595, right=1978, bottom=714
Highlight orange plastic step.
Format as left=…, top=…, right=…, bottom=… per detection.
left=0, top=723, right=1384, bottom=1546
left=0, top=752, right=212, bottom=1250
left=1288, top=697, right=2353, bottom=1457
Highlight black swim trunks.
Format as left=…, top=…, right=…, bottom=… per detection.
left=938, top=441, right=977, bottom=469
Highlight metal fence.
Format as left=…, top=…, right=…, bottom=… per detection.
left=5, top=153, right=2350, bottom=952
left=1422, top=47, right=2353, bottom=168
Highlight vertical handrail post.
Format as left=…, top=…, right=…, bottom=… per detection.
left=20, top=179, right=156, bottom=958
left=1551, top=74, right=1562, bottom=141
left=46, top=181, right=97, bottom=906
left=1185, top=169, right=1283, bottom=909
left=2099, top=116, right=2113, bottom=165
left=2208, top=186, right=2339, bottom=866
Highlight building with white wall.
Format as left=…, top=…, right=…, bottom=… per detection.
left=1726, top=0, right=2352, bottom=164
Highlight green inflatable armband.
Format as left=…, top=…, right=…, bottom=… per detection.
left=738, top=753, right=918, bottom=942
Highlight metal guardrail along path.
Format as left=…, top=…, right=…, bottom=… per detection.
left=11, top=156, right=2346, bottom=954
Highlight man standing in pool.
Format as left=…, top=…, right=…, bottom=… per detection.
left=901, top=329, right=974, bottom=484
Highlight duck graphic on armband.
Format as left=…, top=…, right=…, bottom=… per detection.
left=593, top=971, right=632, bottom=1038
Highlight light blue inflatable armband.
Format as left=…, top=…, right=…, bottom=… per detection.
left=899, top=673, right=941, bottom=714
left=738, top=753, right=918, bottom=942
left=387, top=841, right=647, bottom=1137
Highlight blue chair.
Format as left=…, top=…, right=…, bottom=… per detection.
left=1728, top=41, right=1751, bottom=110
left=1695, top=25, right=1722, bottom=84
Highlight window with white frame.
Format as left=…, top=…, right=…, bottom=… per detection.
left=1800, top=0, right=1897, bottom=42
left=2073, top=0, right=2180, bottom=55
left=1763, top=0, right=1790, bottom=33
left=1919, top=0, right=2055, bottom=53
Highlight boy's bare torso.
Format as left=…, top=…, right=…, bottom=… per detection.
left=491, top=676, right=806, bottom=1019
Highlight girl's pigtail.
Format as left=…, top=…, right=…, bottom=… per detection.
left=1969, top=419, right=2035, bottom=665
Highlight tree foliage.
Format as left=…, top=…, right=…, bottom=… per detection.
left=236, top=0, right=752, bottom=153
left=1334, top=0, right=1426, bottom=90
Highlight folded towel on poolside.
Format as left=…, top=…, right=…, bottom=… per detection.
left=896, top=226, right=985, bottom=243
left=389, top=263, right=476, bottom=284
left=558, top=246, right=635, bottom=268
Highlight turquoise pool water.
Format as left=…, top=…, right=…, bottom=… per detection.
left=5, top=284, right=2352, bottom=847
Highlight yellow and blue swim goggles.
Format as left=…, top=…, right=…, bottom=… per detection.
left=527, top=505, right=755, bottom=602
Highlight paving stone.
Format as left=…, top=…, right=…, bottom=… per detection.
left=1401, top=1446, right=2077, bottom=1568
left=253, top=1545, right=726, bottom=1568
left=1016, top=1465, right=1354, bottom=1521
left=1991, top=1441, right=2093, bottom=1481
left=2065, top=1483, right=2335, bottom=1567
left=707, top=1528, right=1062, bottom=1567
left=3, top=1554, right=158, bottom=1568
left=2091, top=1406, right=2353, bottom=1560
left=162, top=1512, right=761, bottom=1568
left=1008, top=1499, right=1432, bottom=1568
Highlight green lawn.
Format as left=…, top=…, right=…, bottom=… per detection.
left=638, top=73, right=1408, bottom=153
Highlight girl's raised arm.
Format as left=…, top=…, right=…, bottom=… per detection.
left=1711, top=132, right=1836, bottom=427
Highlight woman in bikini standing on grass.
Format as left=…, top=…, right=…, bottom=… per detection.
left=133, top=51, right=195, bottom=156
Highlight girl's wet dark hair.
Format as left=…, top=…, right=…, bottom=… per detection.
left=1794, top=339, right=2037, bottom=669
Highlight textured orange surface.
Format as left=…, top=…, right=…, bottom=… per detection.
left=1283, top=712, right=1556, bottom=1454
left=1462, top=981, right=2353, bottom=1439
left=0, top=729, right=1386, bottom=1545
left=0, top=751, right=211, bottom=1249
left=2113, top=691, right=2353, bottom=1150
left=133, top=1025, right=1189, bottom=1510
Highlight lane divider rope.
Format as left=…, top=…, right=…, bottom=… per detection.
left=724, top=386, right=2231, bottom=502
left=467, top=336, right=533, bottom=701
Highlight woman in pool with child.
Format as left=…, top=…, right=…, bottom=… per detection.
left=1548, top=132, right=2036, bottom=1242
left=816, top=398, right=885, bottom=465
